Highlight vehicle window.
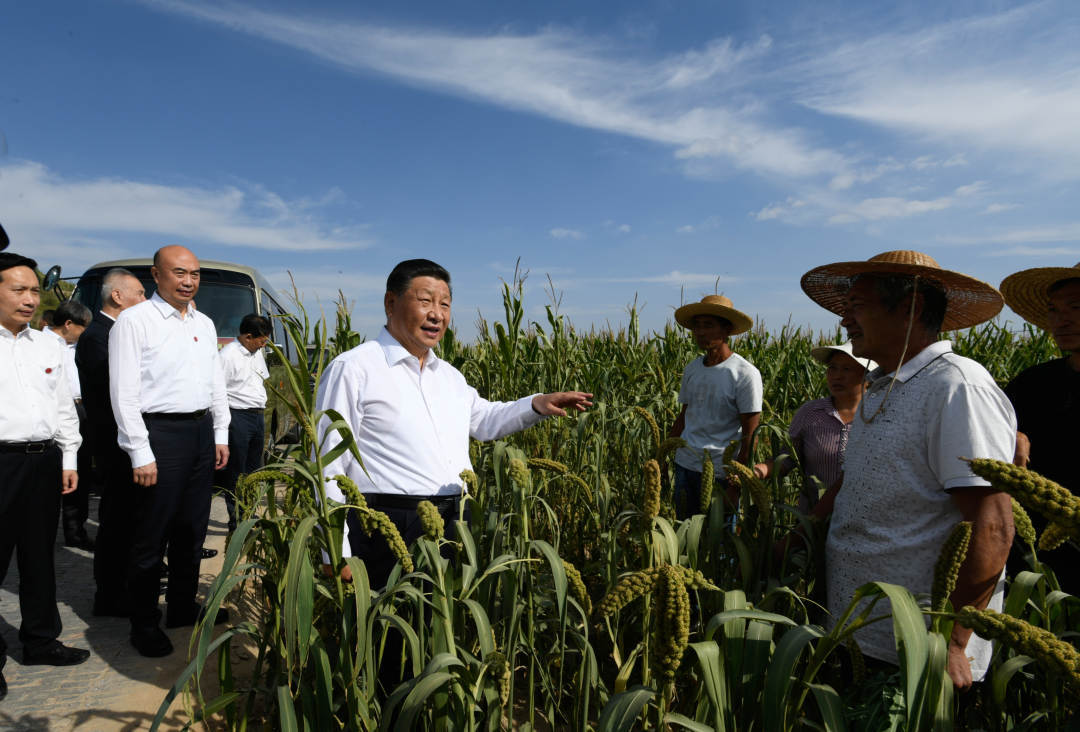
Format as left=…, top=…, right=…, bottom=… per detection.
left=262, top=291, right=293, bottom=361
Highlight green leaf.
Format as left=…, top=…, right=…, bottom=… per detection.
left=807, top=683, right=848, bottom=732
left=597, top=685, right=655, bottom=732
left=763, top=624, right=825, bottom=731
left=277, top=685, right=299, bottom=732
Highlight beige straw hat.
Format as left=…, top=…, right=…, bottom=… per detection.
left=674, top=294, right=753, bottom=335
left=999, top=263, right=1080, bottom=331
left=809, top=342, right=878, bottom=372
left=800, top=250, right=1003, bottom=331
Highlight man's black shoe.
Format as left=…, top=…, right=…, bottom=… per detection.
left=64, top=529, right=96, bottom=552
left=130, top=626, right=173, bottom=658
left=93, top=595, right=131, bottom=618
left=1, top=668, right=7, bottom=701
left=199, top=547, right=218, bottom=559
left=22, top=642, right=91, bottom=666
left=165, top=607, right=229, bottom=629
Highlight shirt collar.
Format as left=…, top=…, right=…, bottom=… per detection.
left=42, top=326, right=67, bottom=346
left=149, top=291, right=195, bottom=320
left=1, top=323, right=33, bottom=340
left=869, top=340, right=952, bottom=385
left=99, top=310, right=117, bottom=322
left=377, top=327, right=440, bottom=369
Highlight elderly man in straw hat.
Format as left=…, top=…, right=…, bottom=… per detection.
left=800, top=251, right=1016, bottom=691
left=1000, top=263, right=1080, bottom=592
left=668, top=294, right=762, bottom=519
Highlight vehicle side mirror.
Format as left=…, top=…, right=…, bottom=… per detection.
left=43, top=265, right=63, bottom=295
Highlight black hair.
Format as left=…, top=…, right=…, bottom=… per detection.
left=41, top=309, right=55, bottom=326
left=853, top=273, right=947, bottom=334
left=1048, top=277, right=1080, bottom=296
left=0, top=252, right=38, bottom=282
left=240, top=313, right=272, bottom=337
left=386, top=259, right=451, bottom=297
left=53, top=299, right=92, bottom=327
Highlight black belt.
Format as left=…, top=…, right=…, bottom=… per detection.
left=230, top=407, right=265, bottom=413
left=143, top=409, right=209, bottom=421
left=363, top=493, right=460, bottom=510
left=0, top=439, right=56, bottom=454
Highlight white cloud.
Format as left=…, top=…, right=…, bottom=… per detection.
left=617, top=224, right=632, bottom=234
left=988, top=246, right=1080, bottom=258
left=939, top=223, right=1080, bottom=246
left=603, top=271, right=738, bottom=286
left=676, top=225, right=696, bottom=234
left=0, top=160, right=369, bottom=271
left=826, top=181, right=984, bottom=224
left=549, top=227, right=584, bottom=240
left=142, top=0, right=853, bottom=182
left=753, top=197, right=805, bottom=221
left=982, top=203, right=1020, bottom=214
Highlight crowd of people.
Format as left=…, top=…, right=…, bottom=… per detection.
left=0, top=246, right=1076, bottom=703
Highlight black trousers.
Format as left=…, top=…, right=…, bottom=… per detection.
left=128, top=413, right=214, bottom=629
left=93, top=437, right=139, bottom=604
left=62, top=402, right=94, bottom=526
left=0, top=446, right=63, bottom=656
left=224, top=408, right=265, bottom=529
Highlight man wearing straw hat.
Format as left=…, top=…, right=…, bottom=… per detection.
left=669, top=294, right=762, bottom=519
left=1000, top=263, right=1080, bottom=592
left=800, top=251, right=1016, bottom=690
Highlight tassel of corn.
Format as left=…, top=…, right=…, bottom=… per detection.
left=1012, top=499, right=1037, bottom=547
left=656, top=436, right=687, bottom=464
left=651, top=565, right=691, bottom=684
left=847, top=637, right=867, bottom=686
left=931, top=521, right=972, bottom=612
left=965, top=458, right=1080, bottom=531
left=634, top=406, right=662, bottom=453
left=596, top=567, right=661, bottom=617
left=1039, top=522, right=1072, bottom=552
left=416, top=500, right=445, bottom=541
left=563, top=559, right=592, bottom=616
left=956, top=606, right=1080, bottom=688
left=485, top=651, right=511, bottom=708
left=508, top=458, right=531, bottom=488
left=726, top=460, right=772, bottom=517
left=459, top=469, right=479, bottom=496
left=700, top=449, right=714, bottom=514
left=643, top=459, right=662, bottom=520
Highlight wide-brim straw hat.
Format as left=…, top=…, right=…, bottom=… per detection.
left=800, top=250, right=1003, bottom=331
left=674, top=295, right=753, bottom=335
left=809, top=342, right=878, bottom=373
left=999, top=263, right=1080, bottom=331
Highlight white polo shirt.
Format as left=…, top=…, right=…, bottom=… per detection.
left=219, top=339, right=269, bottom=409
left=826, top=340, right=1016, bottom=680
left=316, top=327, right=545, bottom=557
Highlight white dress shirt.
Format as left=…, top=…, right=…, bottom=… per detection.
left=219, top=339, right=269, bottom=409
left=42, top=326, right=81, bottom=400
left=109, top=292, right=230, bottom=468
left=0, top=326, right=81, bottom=469
left=317, top=327, right=544, bottom=557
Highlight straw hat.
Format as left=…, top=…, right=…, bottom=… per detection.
left=674, top=295, right=753, bottom=335
left=999, top=263, right=1080, bottom=331
left=800, top=250, right=1003, bottom=331
left=809, top=342, right=878, bottom=372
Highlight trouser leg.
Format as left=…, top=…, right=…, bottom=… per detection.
left=225, top=409, right=260, bottom=529
left=673, top=465, right=703, bottom=520
left=0, top=449, right=64, bottom=653
left=164, top=416, right=215, bottom=621
left=94, top=445, right=138, bottom=604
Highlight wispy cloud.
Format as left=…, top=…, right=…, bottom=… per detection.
left=939, top=223, right=1080, bottom=246
left=753, top=197, right=805, bottom=221
left=982, top=203, right=1020, bottom=214
left=0, top=160, right=369, bottom=270
left=141, top=0, right=854, bottom=182
left=987, top=245, right=1080, bottom=258
left=549, top=227, right=585, bottom=240
left=827, top=181, right=985, bottom=224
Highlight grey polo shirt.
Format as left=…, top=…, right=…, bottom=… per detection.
left=826, top=340, right=1016, bottom=680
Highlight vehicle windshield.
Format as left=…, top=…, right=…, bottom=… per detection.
left=73, top=265, right=257, bottom=338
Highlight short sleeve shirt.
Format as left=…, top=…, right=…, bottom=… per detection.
left=826, top=341, right=1016, bottom=680
left=674, top=352, right=763, bottom=474
left=788, top=397, right=849, bottom=492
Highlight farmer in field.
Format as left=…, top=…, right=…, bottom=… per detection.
left=316, top=259, right=592, bottom=588
left=1000, top=263, right=1080, bottom=592
left=668, top=294, right=762, bottom=519
left=800, top=250, right=1016, bottom=690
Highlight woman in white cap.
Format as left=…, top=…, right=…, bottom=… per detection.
left=754, top=342, right=876, bottom=511
left=1000, top=263, right=1080, bottom=592
left=668, top=294, right=762, bottom=519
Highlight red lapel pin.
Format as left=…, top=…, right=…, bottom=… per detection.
left=45, top=367, right=53, bottom=373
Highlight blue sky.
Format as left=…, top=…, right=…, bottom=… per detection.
left=2, top=0, right=1078, bottom=339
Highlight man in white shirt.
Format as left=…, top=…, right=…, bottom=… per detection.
left=0, top=253, right=90, bottom=702
left=669, top=295, right=763, bottom=519
left=109, top=245, right=230, bottom=658
left=43, top=299, right=96, bottom=550
left=76, top=267, right=146, bottom=617
left=317, top=259, right=592, bottom=589
left=219, top=313, right=272, bottom=532
left=800, top=250, right=1016, bottom=692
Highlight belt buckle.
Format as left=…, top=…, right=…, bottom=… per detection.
left=26, top=441, right=46, bottom=454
